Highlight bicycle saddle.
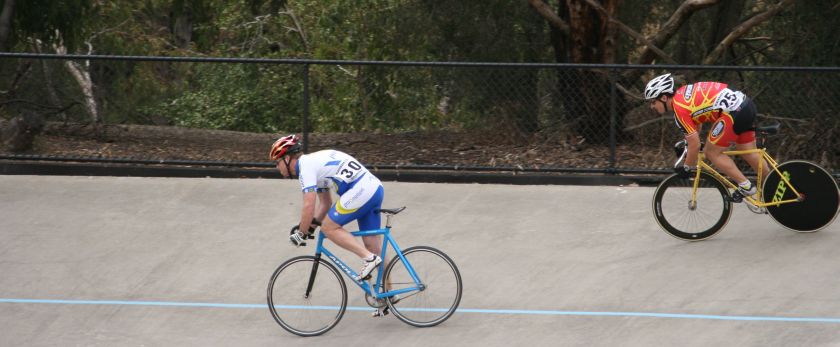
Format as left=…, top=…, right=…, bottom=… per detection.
left=378, top=207, right=406, bottom=215
left=756, top=122, right=780, bottom=135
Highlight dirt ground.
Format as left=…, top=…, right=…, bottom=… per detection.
left=3, top=122, right=670, bottom=170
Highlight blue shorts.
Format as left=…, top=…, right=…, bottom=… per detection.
left=328, top=178, right=384, bottom=232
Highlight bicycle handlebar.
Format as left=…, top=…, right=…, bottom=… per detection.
left=674, top=140, right=688, bottom=168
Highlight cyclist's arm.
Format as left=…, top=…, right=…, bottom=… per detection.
left=299, top=191, right=317, bottom=232
left=684, top=132, right=701, bottom=167
left=314, top=190, right=332, bottom=223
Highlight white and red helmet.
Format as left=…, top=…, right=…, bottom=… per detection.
left=269, top=134, right=302, bottom=161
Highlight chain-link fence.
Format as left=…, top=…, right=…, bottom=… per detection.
left=1, top=53, right=838, bottom=174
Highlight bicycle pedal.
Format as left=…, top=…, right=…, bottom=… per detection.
left=729, top=191, right=744, bottom=203
left=372, top=307, right=390, bottom=318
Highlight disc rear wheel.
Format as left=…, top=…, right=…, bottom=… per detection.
left=762, top=160, right=840, bottom=232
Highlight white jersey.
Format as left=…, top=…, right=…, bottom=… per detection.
left=296, top=150, right=378, bottom=195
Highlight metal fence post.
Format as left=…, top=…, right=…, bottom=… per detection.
left=608, top=68, right=617, bottom=171
left=302, top=63, right=310, bottom=152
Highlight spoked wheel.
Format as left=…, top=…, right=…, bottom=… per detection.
left=762, top=160, right=840, bottom=232
left=652, top=173, right=733, bottom=241
left=383, top=246, right=462, bottom=327
left=267, top=256, right=347, bottom=337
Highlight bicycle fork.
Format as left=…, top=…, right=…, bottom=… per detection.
left=304, top=254, right=321, bottom=299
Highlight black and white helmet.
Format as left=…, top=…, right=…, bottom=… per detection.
left=644, top=73, right=675, bottom=100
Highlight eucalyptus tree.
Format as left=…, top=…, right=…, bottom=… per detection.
left=527, top=0, right=797, bottom=143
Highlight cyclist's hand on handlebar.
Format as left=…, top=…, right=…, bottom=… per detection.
left=674, top=165, right=694, bottom=179
left=289, top=219, right=320, bottom=247
left=289, top=225, right=307, bottom=247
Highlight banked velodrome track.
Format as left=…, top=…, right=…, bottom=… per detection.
left=1, top=175, right=839, bottom=346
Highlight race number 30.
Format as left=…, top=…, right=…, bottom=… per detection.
left=339, top=161, right=362, bottom=179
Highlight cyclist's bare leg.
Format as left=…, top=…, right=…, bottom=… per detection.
left=735, top=141, right=770, bottom=182
left=705, top=142, right=748, bottom=183
left=362, top=235, right=382, bottom=256
left=321, top=216, right=375, bottom=259
left=362, top=235, right=393, bottom=289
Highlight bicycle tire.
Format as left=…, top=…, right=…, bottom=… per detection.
left=762, top=160, right=840, bottom=232
left=267, top=256, right=347, bottom=337
left=383, top=246, right=462, bottom=327
left=652, top=172, right=733, bottom=241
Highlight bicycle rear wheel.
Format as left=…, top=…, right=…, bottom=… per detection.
left=267, top=256, right=347, bottom=337
left=383, top=246, right=462, bottom=327
left=762, top=160, right=840, bottom=232
left=652, top=173, right=733, bottom=241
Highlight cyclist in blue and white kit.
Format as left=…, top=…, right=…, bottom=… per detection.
left=270, top=134, right=383, bottom=281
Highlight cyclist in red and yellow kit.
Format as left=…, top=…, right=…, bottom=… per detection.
left=645, top=73, right=770, bottom=199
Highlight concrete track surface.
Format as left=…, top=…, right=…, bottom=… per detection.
left=1, top=175, right=839, bottom=346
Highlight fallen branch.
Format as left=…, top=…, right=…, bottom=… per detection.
left=0, top=99, right=79, bottom=111
left=623, top=116, right=671, bottom=132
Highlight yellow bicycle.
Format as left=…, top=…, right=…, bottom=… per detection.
left=652, top=123, right=839, bottom=241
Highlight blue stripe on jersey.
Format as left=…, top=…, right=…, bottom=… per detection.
left=325, top=160, right=341, bottom=166
left=330, top=172, right=366, bottom=196
left=302, top=185, right=318, bottom=193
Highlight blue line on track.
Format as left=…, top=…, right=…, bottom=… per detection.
left=3, top=298, right=840, bottom=323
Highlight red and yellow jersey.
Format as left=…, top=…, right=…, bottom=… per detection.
left=671, top=81, right=745, bottom=135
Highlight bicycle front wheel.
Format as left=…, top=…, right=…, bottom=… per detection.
left=267, top=256, right=347, bottom=337
left=652, top=173, right=733, bottom=241
left=383, top=246, right=462, bottom=327
left=762, top=160, right=840, bottom=232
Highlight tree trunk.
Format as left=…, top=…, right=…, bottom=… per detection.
left=55, top=41, right=100, bottom=124
left=706, top=0, right=745, bottom=60
left=676, top=7, right=692, bottom=63
left=599, top=0, right=621, bottom=64
left=172, top=1, right=193, bottom=48
left=32, top=42, right=66, bottom=121
left=567, top=0, right=621, bottom=143
left=64, top=60, right=100, bottom=124
left=0, top=0, right=14, bottom=51
left=173, top=17, right=192, bottom=48
left=1, top=111, right=44, bottom=152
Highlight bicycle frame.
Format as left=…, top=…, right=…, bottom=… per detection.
left=689, top=148, right=802, bottom=208
left=305, top=223, right=424, bottom=300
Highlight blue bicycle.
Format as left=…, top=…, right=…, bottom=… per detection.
left=267, top=207, right=463, bottom=337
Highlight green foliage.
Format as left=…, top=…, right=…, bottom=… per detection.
left=145, top=63, right=303, bottom=132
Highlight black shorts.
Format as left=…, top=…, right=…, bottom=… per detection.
left=731, top=97, right=757, bottom=135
